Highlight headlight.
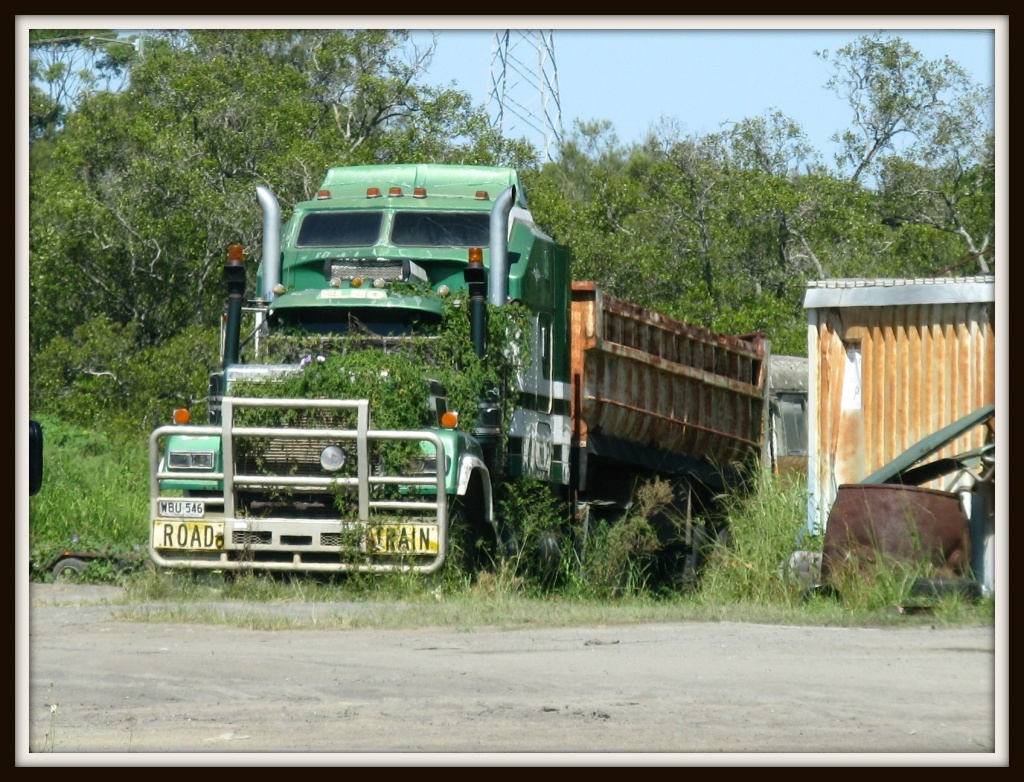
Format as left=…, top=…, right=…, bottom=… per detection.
left=167, top=451, right=215, bottom=470
left=320, top=445, right=347, bottom=472
left=404, top=456, right=451, bottom=476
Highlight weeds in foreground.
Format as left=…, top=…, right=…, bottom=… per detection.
left=37, top=694, right=56, bottom=753
left=29, top=415, right=993, bottom=626
left=572, top=478, right=672, bottom=599
left=695, top=471, right=811, bottom=607
left=28, top=415, right=148, bottom=581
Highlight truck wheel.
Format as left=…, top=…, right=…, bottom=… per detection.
left=447, top=502, right=486, bottom=575
left=536, top=531, right=562, bottom=575
left=52, top=557, right=87, bottom=582
left=677, top=523, right=718, bottom=591
left=498, top=523, right=519, bottom=559
left=909, top=577, right=983, bottom=601
left=114, top=558, right=151, bottom=582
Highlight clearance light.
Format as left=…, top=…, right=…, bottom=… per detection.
left=172, top=408, right=191, bottom=425
left=413, top=187, right=427, bottom=198
left=440, top=411, right=459, bottom=429
left=351, top=277, right=363, bottom=288
left=475, top=190, right=489, bottom=200
left=388, top=186, right=403, bottom=197
left=372, top=278, right=387, bottom=289
left=316, top=189, right=331, bottom=200
left=227, top=244, right=244, bottom=264
left=468, top=247, right=484, bottom=263
left=330, top=277, right=342, bottom=287
left=273, top=284, right=286, bottom=295
left=437, top=284, right=450, bottom=297
left=366, top=187, right=382, bottom=198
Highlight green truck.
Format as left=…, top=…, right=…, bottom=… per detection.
left=149, top=164, right=769, bottom=576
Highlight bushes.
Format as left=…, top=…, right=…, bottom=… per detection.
left=31, top=316, right=219, bottom=435
left=27, top=418, right=803, bottom=597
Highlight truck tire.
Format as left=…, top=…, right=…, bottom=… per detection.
left=29, top=419, right=43, bottom=496
left=51, top=557, right=87, bottom=582
left=448, top=503, right=485, bottom=575
left=536, top=531, right=562, bottom=576
left=676, top=523, right=721, bottom=591
left=447, top=479, right=492, bottom=576
left=114, top=558, right=152, bottom=582
left=498, top=523, right=519, bottom=559
left=909, top=577, right=983, bottom=601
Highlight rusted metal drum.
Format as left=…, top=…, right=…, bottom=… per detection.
left=821, top=483, right=971, bottom=582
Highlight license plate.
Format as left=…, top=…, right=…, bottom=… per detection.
left=153, top=520, right=225, bottom=551
left=367, top=524, right=439, bottom=555
left=159, top=499, right=206, bottom=518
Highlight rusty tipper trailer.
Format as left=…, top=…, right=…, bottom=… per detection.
left=569, top=282, right=769, bottom=530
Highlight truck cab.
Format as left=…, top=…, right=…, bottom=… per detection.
left=150, top=164, right=571, bottom=575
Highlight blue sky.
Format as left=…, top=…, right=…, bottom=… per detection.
left=406, top=20, right=1002, bottom=164
left=18, top=17, right=1004, bottom=167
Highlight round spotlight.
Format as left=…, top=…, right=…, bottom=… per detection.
left=320, top=445, right=346, bottom=472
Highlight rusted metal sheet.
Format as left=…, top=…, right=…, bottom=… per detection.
left=774, top=456, right=808, bottom=482
left=821, top=483, right=971, bottom=583
left=570, top=282, right=768, bottom=470
left=805, top=276, right=995, bottom=533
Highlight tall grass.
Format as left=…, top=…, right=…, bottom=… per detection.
left=694, top=470, right=811, bottom=607
left=28, top=415, right=150, bottom=578
left=27, top=415, right=995, bottom=627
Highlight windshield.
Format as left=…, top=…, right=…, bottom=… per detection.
left=391, top=211, right=490, bottom=248
left=297, top=212, right=384, bottom=247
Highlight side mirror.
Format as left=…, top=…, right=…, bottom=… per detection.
left=29, top=419, right=43, bottom=496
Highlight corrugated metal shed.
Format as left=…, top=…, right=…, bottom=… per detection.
left=804, top=276, right=996, bottom=534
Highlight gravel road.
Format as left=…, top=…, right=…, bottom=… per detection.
left=19, top=584, right=1004, bottom=764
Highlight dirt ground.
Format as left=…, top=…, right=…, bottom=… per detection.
left=19, top=583, right=1004, bottom=764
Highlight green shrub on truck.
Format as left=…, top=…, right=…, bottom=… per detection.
left=149, top=164, right=768, bottom=577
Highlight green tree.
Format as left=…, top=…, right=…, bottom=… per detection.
left=818, top=34, right=995, bottom=273
left=28, top=30, right=140, bottom=152
left=526, top=31, right=996, bottom=358
left=31, top=315, right=218, bottom=433
left=876, top=131, right=995, bottom=275
left=29, top=28, right=533, bottom=431
left=725, top=109, right=818, bottom=180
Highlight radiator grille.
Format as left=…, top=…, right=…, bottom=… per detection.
left=233, top=530, right=271, bottom=545
left=328, top=258, right=407, bottom=281
left=234, top=408, right=354, bottom=477
left=235, top=438, right=351, bottom=477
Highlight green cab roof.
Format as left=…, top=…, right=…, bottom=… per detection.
left=314, top=163, right=527, bottom=207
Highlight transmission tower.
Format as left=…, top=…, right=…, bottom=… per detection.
left=488, top=30, right=563, bottom=162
